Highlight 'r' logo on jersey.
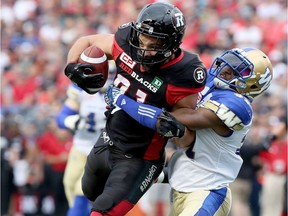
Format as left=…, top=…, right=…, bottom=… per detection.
left=193, top=67, right=206, bottom=84
left=174, top=13, right=185, bottom=27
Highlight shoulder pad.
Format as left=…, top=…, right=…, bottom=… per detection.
left=167, top=51, right=207, bottom=88
left=67, top=84, right=82, bottom=101
left=114, top=24, right=131, bottom=52
left=118, top=22, right=131, bottom=30
left=115, top=23, right=131, bottom=40
left=201, top=90, right=253, bottom=130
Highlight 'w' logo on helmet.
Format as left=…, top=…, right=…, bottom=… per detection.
left=259, top=67, right=272, bottom=91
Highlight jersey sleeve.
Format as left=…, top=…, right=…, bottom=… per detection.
left=201, top=91, right=253, bottom=131
left=168, top=52, right=207, bottom=88
left=112, top=23, right=131, bottom=61
left=67, top=84, right=82, bottom=102
left=165, top=52, right=207, bottom=106
left=166, top=84, right=204, bottom=106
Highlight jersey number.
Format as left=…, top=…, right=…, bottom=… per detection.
left=114, top=74, right=148, bottom=103
left=86, top=113, right=96, bottom=133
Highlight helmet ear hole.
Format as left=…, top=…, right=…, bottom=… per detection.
left=215, top=60, right=222, bottom=66
left=250, top=85, right=258, bottom=89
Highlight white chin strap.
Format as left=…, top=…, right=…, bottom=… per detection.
left=213, top=77, right=231, bottom=90
left=213, top=77, right=246, bottom=92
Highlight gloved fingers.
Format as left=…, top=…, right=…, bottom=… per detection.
left=77, top=63, right=95, bottom=71
left=157, top=110, right=176, bottom=122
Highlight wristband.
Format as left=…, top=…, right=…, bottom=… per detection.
left=56, top=105, right=78, bottom=130
left=64, top=114, right=82, bottom=131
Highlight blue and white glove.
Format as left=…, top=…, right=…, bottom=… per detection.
left=104, top=85, right=123, bottom=115
left=104, top=85, right=123, bottom=107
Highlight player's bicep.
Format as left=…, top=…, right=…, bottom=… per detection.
left=172, top=93, right=198, bottom=111
left=202, top=100, right=247, bottom=131
left=172, top=107, right=221, bottom=130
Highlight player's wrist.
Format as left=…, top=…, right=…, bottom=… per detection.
left=64, top=114, right=83, bottom=131
left=115, top=94, right=124, bottom=107
left=157, top=111, right=185, bottom=138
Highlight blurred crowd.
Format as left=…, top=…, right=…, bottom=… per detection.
left=1, top=0, right=287, bottom=215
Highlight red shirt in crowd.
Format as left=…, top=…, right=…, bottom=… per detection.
left=259, top=139, right=288, bottom=175
left=37, top=130, right=72, bottom=172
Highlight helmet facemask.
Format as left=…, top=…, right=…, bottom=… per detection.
left=211, top=48, right=273, bottom=100
left=129, top=22, right=173, bottom=72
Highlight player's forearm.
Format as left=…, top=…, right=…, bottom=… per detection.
left=56, top=105, right=79, bottom=131
left=172, top=129, right=196, bottom=147
left=67, top=34, right=114, bottom=64
left=114, top=94, right=185, bottom=138
left=67, top=36, right=93, bottom=63
left=115, top=94, right=162, bottom=130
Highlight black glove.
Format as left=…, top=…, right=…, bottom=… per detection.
left=157, top=110, right=185, bottom=138
left=64, top=63, right=104, bottom=94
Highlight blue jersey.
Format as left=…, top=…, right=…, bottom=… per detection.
left=170, top=71, right=253, bottom=192
left=198, top=70, right=253, bottom=130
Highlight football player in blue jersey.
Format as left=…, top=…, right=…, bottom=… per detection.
left=64, top=2, right=206, bottom=216
left=56, top=84, right=108, bottom=216
left=57, top=65, right=116, bottom=216
left=104, top=47, right=273, bottom=216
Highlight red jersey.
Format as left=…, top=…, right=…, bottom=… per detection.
left=259, top=139, right=288, bottom=174
left=37, top=131, right=72, bottom=171
left=105, top=24, right=207, bottom=160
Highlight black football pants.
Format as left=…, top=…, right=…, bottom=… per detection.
left=81, top=134, right=165, bottom=215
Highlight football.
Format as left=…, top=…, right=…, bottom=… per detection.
left=78, top=45, right=109, bottom=88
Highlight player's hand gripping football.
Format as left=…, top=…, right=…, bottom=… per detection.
left=157, top=110, right=185, bottom=138
left=64, top=63, right=104, bottom=94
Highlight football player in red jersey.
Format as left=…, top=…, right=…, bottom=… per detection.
left=64, top=2, right=207, bottom=216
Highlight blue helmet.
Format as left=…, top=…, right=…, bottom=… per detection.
left=210, top=48, right=273, bottom=99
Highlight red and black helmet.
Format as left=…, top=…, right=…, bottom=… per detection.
left=129, top=2, right=186, bottom=68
